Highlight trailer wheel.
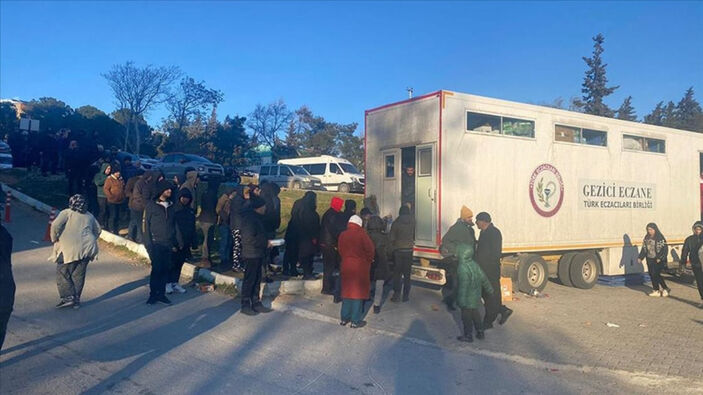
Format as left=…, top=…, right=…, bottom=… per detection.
left=517, top=255, right=548, bottom=294
left=569, top=252, right=600, bottom=289
left=557, top=252, right=577, bottom=287
left=338, top=183, right=350, bottom=193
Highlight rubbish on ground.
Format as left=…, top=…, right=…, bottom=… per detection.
left=197, top=283, right=214, bottom=293
left=583, top=321, right=591, bottom=326
left=606, top=322, right=620, bottom=328
left=638, top=323, right=648, bottom=328
left=430, top=304, right=440, bottom=311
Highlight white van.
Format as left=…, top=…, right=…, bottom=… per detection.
left=278, top=155, right=364, bottom=193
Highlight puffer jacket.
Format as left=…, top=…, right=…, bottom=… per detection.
left=390, top=211, right=415, bottom=251
left=456, top=243, right=493, bottom=309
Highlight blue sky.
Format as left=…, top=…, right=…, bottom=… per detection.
left=1, top=1, right=702, bottom=134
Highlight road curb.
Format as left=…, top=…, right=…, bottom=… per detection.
left=1, top=182, right=323, bottom=297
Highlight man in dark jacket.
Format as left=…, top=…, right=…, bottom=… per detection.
left=401, top=165, right=415, bottom=211
left=0, top=223, right=15, bottom=351
left=260, top=182, right=281, bottom=281
left=239, top=197, right=272, bottom=316
left=125, top=174, right=142, bottom=242
left=320, top=197, right=345, bottom=296
left=390, top=205, right=415, bottom=302
left=129, top=170, right=159, bottom=243
left=65, top=140, right=83, bottom=196
left=170, top=189, right=196, bottom=295
left=679, top=221, right=703, bottom=307
left=196, top=176, right=220, bottom=268
left=144, top=180, right=177, bottom=306
left=440, top=205, right=476, bottom=310
left=476, top=212, right=512, bottom=327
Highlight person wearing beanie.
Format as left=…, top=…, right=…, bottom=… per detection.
left=680, top=221, right=703, bottom=307
left=439, top=205, right=477, bottom=310
left=239, top=196, right=273, bottom=316
left=390, top=205, right=415, bottom=303
left=144, top=180, right=177, bottom=306
left=475, top=211, right=512, bottom=327
left=169, top=189, right=196, bottom=295
left=103, top=165, right=126, bottom=234
left=320, top=196, right=346, bottom=297
left=341, top=199, right=357, bottom=224
left=179, top=170, right=199, bottom=210
left=338, top=215, right=375, bottom=328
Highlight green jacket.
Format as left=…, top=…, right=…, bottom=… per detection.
left=440, top=219, right=476, bottom=258
left=456, top=243, right=493, bottom=309
left=93, top=163, right=110, bottom=199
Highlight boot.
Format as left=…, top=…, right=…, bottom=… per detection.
left=252, top=301, right=273, bottom=313
left=240, top=299, right=259, bottom=316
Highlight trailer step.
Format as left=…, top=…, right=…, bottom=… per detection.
left=597, top=273, right=651, bottom=287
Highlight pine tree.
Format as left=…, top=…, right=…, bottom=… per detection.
left=581, top=33, right=619, bottom=117
left=662, top=101, right=677, bottom=128
left=675, top=87, right=703, bottom=132
left=644, top=102, right=665, bottom=126
left=616, top=96, right=637, bottom=121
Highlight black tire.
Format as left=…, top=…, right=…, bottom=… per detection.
left=517, top=255, right=549, bottom=294
left=339, top=183, right=350, bottom=193
left=569, top=252, right=600, bottom=289
left=557, top=252, right=577, bottom=287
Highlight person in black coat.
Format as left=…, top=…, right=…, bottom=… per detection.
left=144, top=180, right=177, bottom=306
left=679, top=221, right=703, bottom=307
left=170, top=189, right=196, bottom=294
left=260, top=182, right=281, bottom=280
left=341, top=199, right=357, bottom=224
left=638, top=222, right=670, bottom=297
left=389, top=205, right=415, bottom=303
left=0, top=223, right=15, bottom=351
left=229, top=187, right=248, bottom=272
left=475, top=212, right=512, bottom=327
left=196, top=176, right=220, bottom=268
left=295, top=192, right=320, bottom=280
left=368, top=216, right=391, bottom=314
left=239, top=197, right=273, bottom=316
left=320, top=197, right=346, bottom=296
left=282, top=194, right=303, bottom=277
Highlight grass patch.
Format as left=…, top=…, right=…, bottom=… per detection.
left=98, top=240, right=150, bottom=266
left=0, top=168, right=70, bottom=209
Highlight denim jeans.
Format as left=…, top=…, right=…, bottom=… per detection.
left=148, top=244, right=172, bottom=298
left=128, top=209, right=143, bottom=242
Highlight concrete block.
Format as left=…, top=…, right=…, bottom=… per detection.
left=303, top=279, right=322, bottom=295
left=279, top=279, right=305, bottom=295
left=181, top=263, right=197, bottom=279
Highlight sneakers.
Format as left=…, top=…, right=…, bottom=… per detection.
left=661, top=289, right=670, bottom=297
left=457, top=335, right=474, bottom=343
left=340, top=320, right=350, bottom=326
left=648, top=290, right=662, bottom=297
left=56, top=299, right=74, bottom=309
left=146, top=297, right=158, bottom=305
left=172, top=283, right=187, bottom=294
left=350, top=321, right=367, bottom=329
left=373, top=305, right=381, bottom=314
left=252, top=302, right=273, bottom=313
left=240, top=305, right=259, bottom=316
left=499, top=308, right=513, bottom=325
left=166, top=283, right=174, bottom=294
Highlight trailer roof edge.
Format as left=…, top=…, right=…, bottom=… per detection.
left=365, top=90, right=443, bottom=115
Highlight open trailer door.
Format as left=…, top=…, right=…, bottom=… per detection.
left=415, top=143, right=437, bottom=246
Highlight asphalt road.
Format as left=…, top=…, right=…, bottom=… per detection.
left=1, top=201, right=701, bottom=394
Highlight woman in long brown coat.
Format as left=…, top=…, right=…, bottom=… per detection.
left=338, top=215, right=375, bottom=328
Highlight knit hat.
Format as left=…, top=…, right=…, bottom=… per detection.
left=330, top=196, right=344, bottom=212
left=155, top=180, right=173, bottom=197
left=348, top=215, right=363, bottom=227
left=250, top=196, right=266, bottom=209
left=694, top=221, right=703, bottom=230
left=476, top=212, right=491, bottom=223
left=460, top=205, right=473, bottom=221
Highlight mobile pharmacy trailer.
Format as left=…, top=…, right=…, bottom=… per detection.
left=365, top=90, right=703, bottom=293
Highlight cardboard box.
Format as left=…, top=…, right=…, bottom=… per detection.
left=500, top=277, right=513, bottom=302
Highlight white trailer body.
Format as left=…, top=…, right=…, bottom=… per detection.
left=365, top=90, right=703, bottom=291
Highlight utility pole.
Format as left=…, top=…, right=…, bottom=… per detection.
left=407, top=87, right=413, bottom=99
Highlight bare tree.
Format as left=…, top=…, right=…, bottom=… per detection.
left=103, top=61, right=180, bottom=154
left=166, top=77, right=223, bottom=134
left=247, top=99, right=293, bottom=149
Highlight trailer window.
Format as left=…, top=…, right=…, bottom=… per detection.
left=623, top=134, right=666, bottom=153
left=555, top=124, right=607, bottom=146
left=418, top=149, right=432, bottom=176
left=467, top=112, right=534, bottom=138
left=385, top=155, right=395, bottom=178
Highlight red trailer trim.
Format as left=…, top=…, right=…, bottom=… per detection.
left=365, top=90, right=442, bottom=115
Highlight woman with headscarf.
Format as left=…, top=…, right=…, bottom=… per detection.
left=49, top=194, right=101, bottom=309
left=294, top=191, right=320, bottom=280
left=338, top=215, right=375, bottom=328
left=638, top=222, right=670, bottom=297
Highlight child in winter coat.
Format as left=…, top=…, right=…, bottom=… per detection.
left=456, top=243, right=493, bottom=343
left=170, top=189, right=196, bottom=294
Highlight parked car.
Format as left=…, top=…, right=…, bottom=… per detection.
left=258, top=164, right=324, bottom=190
left=137, top=154, right=159, bottom=170
left=157, top=153, right=224, bottom=181
left=278, top=155, right=364, bottom=193
left=0, top=142, right=12, bottom=170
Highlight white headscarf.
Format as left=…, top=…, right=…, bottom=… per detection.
left=348, top=215, right=363, bottom=227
